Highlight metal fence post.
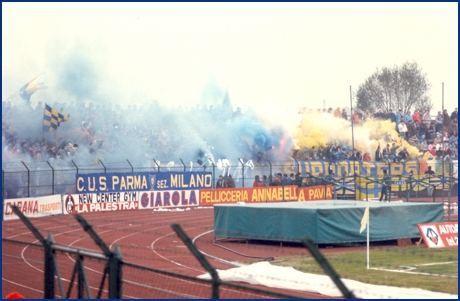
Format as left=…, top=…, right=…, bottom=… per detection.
left=171, top=224, right=220, bottom=299
left=152, top=159, right=161, bottom=172
left=46, top=161, right=55, bottom=196
left=9, top=205, right=55, bottom=298
left=179, top=158, right=186, bottom=172
left=238, top=158, right=245, bottom=188
left=21, top=161, right=30, bottom=198
left=208, top=159, right=215, bottom=188
left=100, top=160, right=107, bottom=173
left=74, top=214, right=123, bottom=298
left=302, top=238, right=356, bottom=299
left=109, top=245, right=123, bottom=299
left=44, top=233, right=56, bottom=299
left=266, top=158, right=272, bottom=181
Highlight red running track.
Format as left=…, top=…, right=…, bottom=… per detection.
left=2, top=208, right=336, bottom=299
left=3, top=202, right=456, bottom=299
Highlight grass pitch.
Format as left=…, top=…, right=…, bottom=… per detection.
left=271, top=246, right=458, bottom=295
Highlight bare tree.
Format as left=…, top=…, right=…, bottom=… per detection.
left=356, top=61, right=432, bottom=113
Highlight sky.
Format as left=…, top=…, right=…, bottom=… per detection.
left=2, top=2, right=458, bottom=115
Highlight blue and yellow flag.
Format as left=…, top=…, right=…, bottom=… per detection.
left=19, top=75, right=47, bottom=102
left=43, top=104, right=69, bottom=132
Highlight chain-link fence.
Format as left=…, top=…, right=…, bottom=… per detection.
left=3, top=158, right=457, bottom=201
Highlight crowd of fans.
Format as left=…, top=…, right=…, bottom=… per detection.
left=293, top=107, right=458, bottom=163
left=2, top=99, right=458, bottom=169
left=2, top=100, right=248, bottom=166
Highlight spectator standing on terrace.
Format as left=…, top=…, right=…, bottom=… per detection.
left=419, top=122, right=429, bottom=140
left=382, top=144, right=394, bottom=161
left=374, top=109, right=385, bottom=119
left=395, top=109, right=403, bottom=129
left=387, top=109, right=396, bottom=124
left=419, top=138, right=428, bottom=152
left=308, top=146, right=317, bottom=160
left=398, top=148, right=409, bottom=162
left=33, top=148, right=43, bottom=162
left=422, top=110, right=431, bottom=128
left=363, top=152, right=371, bottom=162
left=341, top=108, right=348, bottom=121
left=253, top=175, right=264, bottom=187
left=361, top=109, right=370, bottom=121
left=315, top=145, right=324, bottom=160
left=425, top=166, right=435, bottom=196
left=451, top=108, right=458, bottom=121
left=270, top=173, right=282, bottom=186
left=216, top=175, right=226, bottom=188
left=18, top=141, right=32, bottom=160
left=325, top=169, right=335, bottom=185
left=425, top=166, right=435, bottom=176
left=375, top=143, right=383, bottom=161
left=390, top=142, right=400, bottom=162
left=450, top=118, right=458, bottom=136
left=406, top=120, right=415, bottom=138
left=69, top=144, right=79, bottom=158
left=56, top=143, right=68, bottom=160
left=333, top=107, right=342, bottom=118
left=304, top=172, right=314, bottom=186
left=444, top=144, right=453, bottom=158
left=262, top=175, right=269, bottom=187
left=225, top=174, right=236, bottom=188
left=398, top=121, right=408, bottom=140
left=435, top=111, right=443, bottom=133
left=435, top=144, right=444, bottom=158
left=379, top=169, right=390, bottom=202
left=352, top=110, right=360, bottom=124
left=443, top=109, right=451, bottom=132
left=412, top=110, right=422, bottom=124
left=404, top=111, right=413, bottom=124
left=46, top=145, right=57, bottom=161
left=281, top=173, right=291, bottom=185
left=354, top=149, right=362, bottom=161
left=293, top=173, right=302, bottom=187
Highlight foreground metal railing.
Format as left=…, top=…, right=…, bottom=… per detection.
left=4, top=205, right=356, bottom=299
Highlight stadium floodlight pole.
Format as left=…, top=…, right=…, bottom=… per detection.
left=350, top=86, right=356, bottom=175
left=442, top=82, right=445, bottom=199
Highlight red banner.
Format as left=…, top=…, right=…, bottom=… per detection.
left=297, top=185, right=333, bottom=201
left=199, top=185, right=333, bottom=206
left=199, top=186, right=298, bottom=206
left=417, top=222, right=458, bottom=248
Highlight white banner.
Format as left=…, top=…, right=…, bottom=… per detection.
left=63, top=192, right=140, bottom=214
left=3, top=195, right=62, bottom=221
left=138, top=189, right=200, bottom=209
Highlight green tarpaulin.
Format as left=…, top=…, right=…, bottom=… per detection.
left=213, top=201, right=444, bottom=244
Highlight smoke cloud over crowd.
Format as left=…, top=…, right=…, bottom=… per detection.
left=3, top=41, right=427, bottom=169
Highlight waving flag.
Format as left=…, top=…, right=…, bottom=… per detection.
left=360, top=204, right=369, bottom=233
left=19, top=74, right=47, bottom=102
left=43, top=104, right=69, bottom=132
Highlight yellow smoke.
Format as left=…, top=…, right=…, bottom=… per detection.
left=293, top=112, right=423, bottom=159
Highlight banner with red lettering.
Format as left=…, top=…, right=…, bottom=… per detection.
left=138, top=190, right=200, bottom=209
left=3, top=195, right=62, bottom=221
left=417, top=222, right=458, bottom=248
left=63, top=192, right=140, bottom=214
